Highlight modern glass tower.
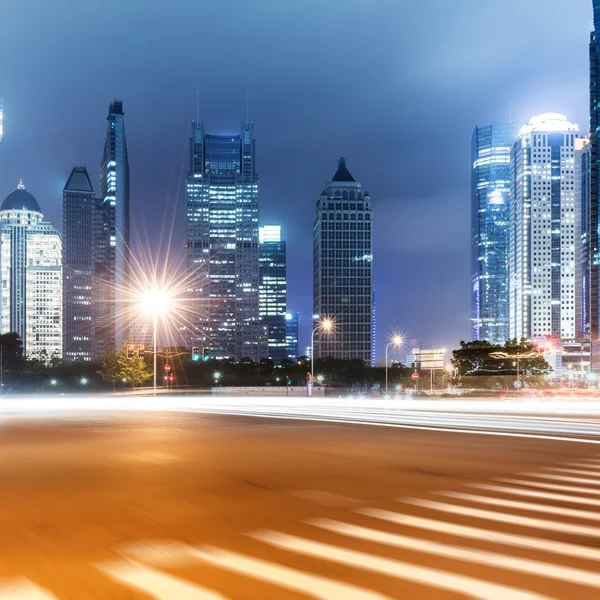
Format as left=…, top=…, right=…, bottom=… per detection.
left=285, top=311, right=299, bottom=360
left=509, top=113, right=580, bottom=341
left=259, top=225, right=287, bottom=364
left=99, top=100, right=130, bottom=351
left=313, top=158, right=373, bottom=362
left=0, top=182, right=62, bottom=358
left=471, top=123, right=516, bottom=344
left=186, top=119, right=264, bottom=360
left=62, top=166, right=104, bottom=361
left=576, top=138, right=592, bottom=341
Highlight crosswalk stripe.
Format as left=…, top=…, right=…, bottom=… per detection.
left=404, top=498, right=600, bottom=537
left=523, top=471, right=600, bottom=486
left=190, top=546, right=392, bottom=600
left=97, top=560, right=229, bottom=599
left=0, top=579, right=57, bottom=599
left=497, top=478, right=600, bottom=497
left=357, top=507, right=600, bottom=562
left=309, top=517, right=600, bottom=588
left=547, top=467, right=600, bottom=477
left=251, top=530, right=553, bottom=600
left=468, top=483, right=600, bottom=506
left=438, top=491, right=600, bottom=521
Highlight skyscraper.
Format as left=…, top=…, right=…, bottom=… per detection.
left=99, top=100, right=130, bottom=351
left=313, top=158, right=373, bottom=362
left=509, top=113, right=580, bottom=341
left=471, top=123, right=516, bottom=344
left=285, top=311, right=299, bottom=360
left=0, top=94, right=4, bottom=144
left=62, top=166, right=103, bottom=361
left=186, top=119, right=263, bottom=360
left=576, top=138, right=592, bottom=341
left=0, top=182, right=61, bottom=358
left=259, top=225, right=287, bottom=363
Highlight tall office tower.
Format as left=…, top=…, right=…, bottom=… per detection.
left=259, top=225, right=287, bottom=363
left=186, top=119, right=263, bottom=360
left=285, top=311, right=299, bottom=360
left=576, top=138, right=592, bottom=341
left=99, top=100, right=130, bottom=351
left=0, top=94, right=3, bottom=143
left=62, top=167, right=105, bottom=361
left=313, top=157, right=373, bottom=362
left=0, top=182, right=62, bottom=358
left=509, top=113, right=580, bottom=341
left=471, top=123, right=516, bottom=344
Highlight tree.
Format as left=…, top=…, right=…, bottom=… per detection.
left=97, top=348, right=120, bottom=388
left=116, top=344, right=152, bottom=387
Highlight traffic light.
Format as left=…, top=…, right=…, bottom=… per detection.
left=137, top=344, right=145, bottom=359
left=192, top=347, right=200, bottom=361
left=203, top=347, right=210, bottom=361
left=126, top=344, right=134, bottom=360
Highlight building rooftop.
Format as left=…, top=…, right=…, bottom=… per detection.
left=519, top=113, right=579, bottom=136
left=331, top=157, right=355, bottom=182
left=64, top=166, right=94, bottom=192
left=1, top=181, right=41, bottom=213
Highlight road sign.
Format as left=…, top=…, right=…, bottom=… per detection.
left=513, top=380, right=522, bottom=389
left=411, top=372, right=420, bottom=381
left=164, top=364, right=171, bottom=373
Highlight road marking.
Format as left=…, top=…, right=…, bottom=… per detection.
left=546, top=467, right=600, bottom=478
left=191, top=546, right=392, bottom=600
left=289, top=490, right=363, bottom=507
left=98, top=560, right=228, bottom=599
left=404, top=498, right=600, bottom=537
left=309, top=517, right=600, bottom=588
left=358, top=507, right=600, bottom=562
left=468, top=483, right=600, bottom=506
left=0, top=579, right=57, bottom=598
left=438, top=491, right=600, bottom=522
left=250, top=530, right=552, bottom=600
left=497, top=478, right=600, bottom=497
left=523, top=471, right=600, bottom=486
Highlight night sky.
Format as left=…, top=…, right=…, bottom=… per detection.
left=0, top=0, right=592, bottom=358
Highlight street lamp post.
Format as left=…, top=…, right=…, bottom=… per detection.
left=385, top=335, right=403, bottom=395
left=311, top=317, right=333, bottom=381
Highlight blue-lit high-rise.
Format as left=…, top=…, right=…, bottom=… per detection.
left=99, top=100, right=130, bottom=351
left=259, top=226, right=287, bottom=364
left=471, top=122, right=516, bottom=344
left=285, top=311, right=299, bottom=360
left=186, top=119, right=264, bottom=360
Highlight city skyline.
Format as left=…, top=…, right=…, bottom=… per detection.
left=0, top=1, right=592, bottom=357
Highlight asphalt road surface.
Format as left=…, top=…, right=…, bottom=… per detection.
left=2, top=404, right=600, bottom=598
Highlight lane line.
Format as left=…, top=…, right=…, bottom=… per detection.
left=357, top=507, right=600, bottom=562
left=403, top=498, right=600, bottom=537
left=0, top=579, right=57, bottom=599
left=250, top=530, right=553, bottom=600
left=97, top=560, right=228, bottom=599
left=438, top=492, right=600, bottom=522
left=546, top=467, right=600, bottom=477
left=467, top=484, right=600, bottom=507
left=309, top=517, right=600, bottom=588
left=190, top=546, right=392, bottom=600
left=520, top=471, right=600, bottom=487
left=497, top=478, right=600, bottom=497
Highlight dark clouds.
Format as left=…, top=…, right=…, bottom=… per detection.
left=0, top=0, right=591, bottom=355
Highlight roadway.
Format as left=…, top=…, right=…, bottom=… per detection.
left=1, top=399, right=600, bottom=598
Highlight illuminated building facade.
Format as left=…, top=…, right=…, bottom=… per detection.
left=99, top=100, right=130, bottom=351
left=285, top=311, right=299, bottom=360
left=313, top=157, right=373, bottom=362
left=576, top=138, right=592, bottom=340
left=259, top=225, right=287, bottom=364
left=186, top=120, right=264, bottom=360
left=0, top=182, right=62, bottom=358
left=62, top=166, right=104, bottom=361
left=471, top=123, right=516, bottom=344
left=509, top=113, right=580, bottom=341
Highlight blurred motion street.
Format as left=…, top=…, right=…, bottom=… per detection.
left=1, top=400, right=600, bottom=598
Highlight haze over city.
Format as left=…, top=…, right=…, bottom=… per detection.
left=0, top=0, right=590, bottom=355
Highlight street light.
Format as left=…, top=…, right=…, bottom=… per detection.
left=50, top=379, right=57, bottom=386
left=213, top=371, right=221, bottom=385
left=311, top=317, right=334, bottom=380
left=385, top=334, right=404, bottom=395
left=139, top=288, right=172, bottom=397
left=80, top=377, right=88, bottom=386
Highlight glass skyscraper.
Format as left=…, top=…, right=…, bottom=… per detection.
left=259, top=225, right=287, bottom=364
left=285, top=311, right=299, bottom=360
left=186, top=119, right=264, bottom=360
left=471, top=122, right=516, bottom=344
left=313, top=158, right=373, bottom=363
left=99, top=100, right=130, bottom=351
left=62, top=166, right=104, bottom=361
left=509, top=113, right=580, bottom=341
